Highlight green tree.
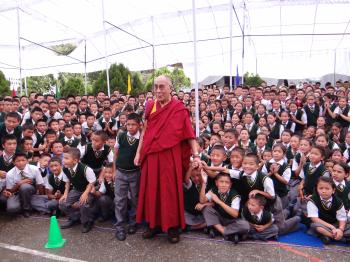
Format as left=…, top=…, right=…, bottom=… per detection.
left=60, top=77, right=84, bottom=97
left=243, top=72, right=263, bottom=86
left=26, top=74, right=56, bottom=94
left=0, top=71, right=10, bottom=96
left=145, top=67, right=191, bottom=91
left=92, top=63, right=144, bottom=95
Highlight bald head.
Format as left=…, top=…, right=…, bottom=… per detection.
left=154, top=75, right=173, bottom=104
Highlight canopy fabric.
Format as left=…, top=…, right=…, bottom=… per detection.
left=1, top=0, right=350, bottom=83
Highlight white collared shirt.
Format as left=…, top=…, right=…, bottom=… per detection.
left=99, top=179, right=114, bottom=194
left=299, top=161, right=328, bottom=179
left=62, top=163, right=96, bottom=184
left=205, top=190, right=241, bottom=210
left=307, top=197, right=347, bottom=221
left=45, top=172, right=68, bottom=190
left=6, top=164, right=44, bottom=189
left=95, top=117, right=118, bottom=131
left=115, top=131, right=140, bottom=150
left=229, top=170, right=275, bottom=197
left=262, top=159, right=291, bottom=183
left=79, top=143, right=114, bottom=162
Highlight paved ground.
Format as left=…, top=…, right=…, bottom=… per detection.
left=0, top=215, right=349, bottom=262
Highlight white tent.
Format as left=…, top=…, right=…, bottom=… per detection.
left=1, top=0, right=350, bottom=84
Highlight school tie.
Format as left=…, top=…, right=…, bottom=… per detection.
left=219, top=192, right=228, bottom=202
left=322, top=199, right=332, bottom=208
left=67, top=139, right=73, bottom=145
left=19, top=170, right=26, bottom=180
left=247, top=176, right=253, bottom=185
left=337, top=184, right=345, bottom=191
left=195, top=184, right=201, bottom=192
left=94, top=150, right=102, bottom=158
left=54, top=176, right=60, bottom=185
left=252, top=214, right=259, bottom=222
left=309, top=106, right=315, bottom=113
left=309, top=165, right=316, bottom=173
left=69, top=168, right=75, bottom=176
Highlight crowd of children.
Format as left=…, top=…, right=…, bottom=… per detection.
left=0, top=80, right=350, bottom=245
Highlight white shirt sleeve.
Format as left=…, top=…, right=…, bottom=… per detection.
left=261, top=164, right=268, bottom=174
left=112, top=120, right=119, bottom=131
left=282, top=166, right=291, bottom=183
left=301, top=109, right=308, bottom=125
left=95, top=121, right=102, bottom=130
left=292, top=159, right=299, bottom=171
left=5, top=171, right=15, bottom=189
left=34, top=171, right=44, bottom=185
left=263, top=177, right=275, bottom=197
left=307, top=201, right=319, bottom=218
left=45, top=179, right=53, bottom=190
left=334, top=107, right=340, bottom=115
left=107, top=150, right=114, bottom=163
left=299, top=168, right=305, bottom=179
left=231, top=196, right=241, bottom=210
left=228, top=169, right=240, bottom=179
left=336, top=206, right=347, bottom=221
left=61, top=173, right=69, bottom=183
left=279, top=125, right=284, bottom=138
left=79, top=144, right=86, bottom=159
left=205, top=191, right=212, bottom=202
left=183, top=179, right=192, bottom=190
left=99, top=181, right=107, bottom=194
left=85, top=167, right=97, bottom=183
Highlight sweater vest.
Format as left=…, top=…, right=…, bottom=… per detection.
left=310, top=193, right=343, bottom=224
left=211, top=186, right=240, bottom=219
left=63, top=163, right=89, bottom=192
left=116, top=132, right=139, bottom=171
left=48, top=173, right=66, bottom=193
left=265, top=162, right=289, bottom=197
left=242, top=206, right=272, bottom=225
left=81, top=143, right=110, bottom=171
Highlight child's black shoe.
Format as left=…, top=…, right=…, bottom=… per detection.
left=116, top=230, right=126, bottom=241
left=208, top=227, right=217, bottom=238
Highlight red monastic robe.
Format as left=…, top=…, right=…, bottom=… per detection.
left=136, top=98, right=195, bottom=231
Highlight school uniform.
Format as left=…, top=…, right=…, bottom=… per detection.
left=253, top=145, right=270, bottom=160
left=290, top=109, right=307, bottom=134
left=299, top=162, right=330, bottom=196
left=334, top=105, right=350, bottom=128
left=223, top=145, right=236, bottom=165
left=303, top=104, right=321, bottom=127
left=324, top=103, right=337, bottom=127
left=245, top=123, right=259, bottom=142
left=80, top=143, right=113, bottom=177
left=333, top=180, right=350, bottom=211
left=281, top=120, right=295, bottom=133
left=289, top=152, right=309, bottom=204
left=95, top=117, right=118, bottom=136
left=183, top=179, right=205, bottom=226
left=269, top=123, right=284, bottom=140
left=202, top=187, right=250, bottom=236
left=307, top=193, right=350, bottom=238
left=97, top=179, right=115, bottom=219
left=238, top=140, right=255, bottom=152
left=254, top=113, right=267, bottom=124
left=0, top=153, right=15, bottom=173
left=114, top=131, right=140, bottom=232
left=31, top=172, right=66, bottom=214
left=75, top=134, right=88, bottom=146
left=242, top=106, right=255, bottom=115
left=82, top=122, right=98, bottom=137
left=59, top=163, right=96, bottom=225
left=0, top=123, right=22, bottom=150
left=262, top=159, right=291, bottom=209
left=205, top=161, right=225, bottom=191
left=61, top=136, right=80, bottom=148
left=5, top=164, right=44, bottom=214
left=229, top=169, right=299, bottom=235
left=241, top=206, right=278, bottom=240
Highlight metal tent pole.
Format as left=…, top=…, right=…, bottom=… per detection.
left=229, top=0, right=233, bottom=91
left=17, top=8, right=23, bottom=95
left=84, top=39, right=87, bottom=95
left=192, top=0, right=199, bottom=137
left=101, top=0, right=111, bottom=97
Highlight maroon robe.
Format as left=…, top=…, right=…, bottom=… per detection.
left=136, top=98, right=195, bottom=231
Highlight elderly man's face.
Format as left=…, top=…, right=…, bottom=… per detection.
left=154, top=77, right=172, bottom=103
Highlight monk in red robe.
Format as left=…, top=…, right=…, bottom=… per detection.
left=134, top=75, right=201, bottom=243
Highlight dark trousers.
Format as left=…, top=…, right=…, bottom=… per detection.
left=7, top=184, right=35, bottom=213
left=59, top=189, right=95, bottom=224
left=114, top=169, right=140, bottom=231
